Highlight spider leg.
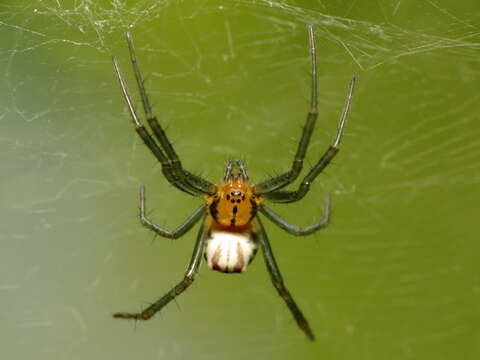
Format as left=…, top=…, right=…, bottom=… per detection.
left=113, top=215, right=207, bottom=320
left=113, top=55, right=201, bottom=196
left=125, top=31, right=216, bottom=196
left=259, top=193, right=329, bottom=235
left=139, top=184, right=206, bottom=238
left=262, top=76, right=355, bottom=203
left=253, top=217, right=315, bottom=340
left=254, top=24, right=318, bottom=194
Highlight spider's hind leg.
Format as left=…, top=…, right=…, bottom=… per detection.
left=254, top=217, right=315, bottom=341
left=113, top=216, right=208, bottom=320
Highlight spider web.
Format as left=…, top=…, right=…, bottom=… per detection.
left=1, top=1, right=479, bottom=359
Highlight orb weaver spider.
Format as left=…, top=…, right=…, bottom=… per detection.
left=111, top=24, right=355, bottom=341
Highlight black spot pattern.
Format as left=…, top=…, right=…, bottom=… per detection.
left=230, top=205, right=238, bottom=226
left=209, top=197, right=219, bottom=221
left=249, top=199, right=258, bottom=222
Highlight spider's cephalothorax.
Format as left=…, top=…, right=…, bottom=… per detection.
left=207, top=171, right=261, bottom=228
left=112, top=25, right=355, bottom=341
left=204, top=166, right=262, bottom=273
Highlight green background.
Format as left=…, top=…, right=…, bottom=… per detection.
left=1, top=1, right=479, bottom=359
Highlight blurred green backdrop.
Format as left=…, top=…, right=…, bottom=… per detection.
left=1, top=1, right=479, bottom=359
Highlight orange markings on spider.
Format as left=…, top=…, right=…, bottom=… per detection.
left=206, top=172, right=262, bottom=230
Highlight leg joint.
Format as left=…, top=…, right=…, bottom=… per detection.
left=274, top=281, right=285, bottom=291
left=292, top=159, right=303, bottom=173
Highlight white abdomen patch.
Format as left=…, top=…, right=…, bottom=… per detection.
left=205, top=231, right=257, bottom=273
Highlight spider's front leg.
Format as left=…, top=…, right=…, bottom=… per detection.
left=124, top=31, right=216, bottom=196
left=254, top=218, right=315, bottom=341
left=254, top=24, right=319, bottom=194
left=263, top=76, right=355, bottom=203
left=113, top=216, right=208, bottom=320
left=112, top=55, right=202, bottom=196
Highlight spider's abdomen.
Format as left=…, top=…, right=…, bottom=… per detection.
left=205, top=229, right=257, bottom=273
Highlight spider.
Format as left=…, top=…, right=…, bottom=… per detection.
left=111, top=24, right=355, bottom=341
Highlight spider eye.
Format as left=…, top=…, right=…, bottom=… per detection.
left=227, top=194, right=230, bottom=200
